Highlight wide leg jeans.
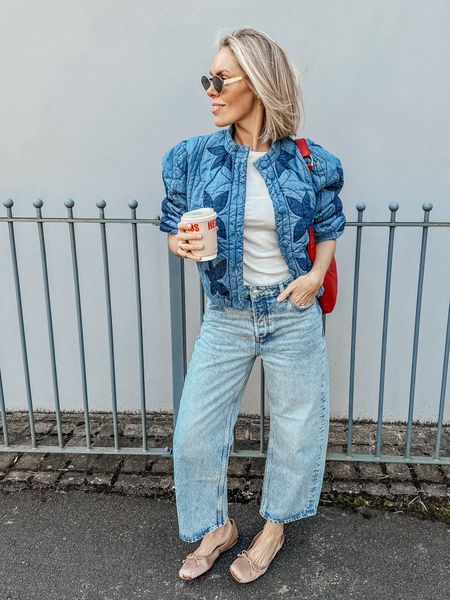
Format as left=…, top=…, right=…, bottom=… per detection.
left=172, top=274, right=330, bottom=542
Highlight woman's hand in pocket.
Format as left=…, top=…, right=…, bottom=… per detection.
left=276, top=272, right=322, bottom=306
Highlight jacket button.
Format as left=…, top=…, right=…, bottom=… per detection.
left=267, top=171, right=275, bottom=180
left=278, top=205, right=286, bottom=214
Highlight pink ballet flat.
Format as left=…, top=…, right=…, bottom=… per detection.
left=178, top=518, right=239, bottom=580
left=229, top=529, right=285, bottom=583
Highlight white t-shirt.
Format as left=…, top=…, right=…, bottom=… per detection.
left=243, top=150, right=291, bottom=285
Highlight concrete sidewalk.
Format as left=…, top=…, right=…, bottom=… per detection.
left=0, top=489, right=448, bottom=600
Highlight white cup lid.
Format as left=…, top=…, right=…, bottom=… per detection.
left=182, top=207, right=217, bottom=221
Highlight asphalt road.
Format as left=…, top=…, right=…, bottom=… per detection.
left=0, top=489, right=448, bottom=600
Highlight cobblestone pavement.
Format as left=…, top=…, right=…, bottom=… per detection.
left=1, top=413, right=449, bottom=524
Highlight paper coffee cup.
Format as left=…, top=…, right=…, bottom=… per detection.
left=180, top=207, right=218, bottom=261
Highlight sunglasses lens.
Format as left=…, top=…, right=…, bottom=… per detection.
left=212, top=76, right=223, bottom=93
left=201, top=75, right=210, bottom=91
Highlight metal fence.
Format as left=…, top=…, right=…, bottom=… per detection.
left=0, top=199, right=449, bottom=465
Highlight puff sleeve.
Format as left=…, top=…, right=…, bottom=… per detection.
left=306, top=139, right=346, bottom=244
left=159, top=140, right=188, bottom=234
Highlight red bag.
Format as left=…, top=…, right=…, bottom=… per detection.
left=295, top=138, right=339, bottom=314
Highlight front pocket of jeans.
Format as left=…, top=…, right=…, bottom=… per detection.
left=288, top=296, right=316, bottom=312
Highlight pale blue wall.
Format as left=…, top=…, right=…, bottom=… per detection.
left=0, top=1, right=449, bottom=421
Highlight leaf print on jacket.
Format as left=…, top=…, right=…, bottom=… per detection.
left=285, top=192, right=313, bottom=243
left=207, top=145, right=233, bottom=174
left=205, top=258, right=230, bottom=299
left=274, top=149, right=297, bottom=178
left=203, top=190, right=229, bottom=240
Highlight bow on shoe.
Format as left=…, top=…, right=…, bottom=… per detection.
left=236, top=549, right=264, bottom=576
left=182, top=552, right=205, bottom=566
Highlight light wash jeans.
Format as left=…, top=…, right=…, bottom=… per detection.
left=172, top=274, right=330, bottom=542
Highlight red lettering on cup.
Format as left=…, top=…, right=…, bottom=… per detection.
left=185, top=223, right=200, bottom=232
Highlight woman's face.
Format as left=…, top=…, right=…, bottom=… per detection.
left=207, top=47, right=260, bottom=128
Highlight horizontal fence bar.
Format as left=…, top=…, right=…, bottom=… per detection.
left=0, top=444, right=172, bottom=456
left=0, top=217, right=161, bottom=224
left=0, top=443, right=448, bottom=466
left=0, top=216, right=449, bottom=227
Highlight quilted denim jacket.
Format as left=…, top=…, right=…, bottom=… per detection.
left=159, top=124, right=346, bottom=309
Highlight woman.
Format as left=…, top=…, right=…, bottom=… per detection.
left=159, top=26, right=346, bottom=583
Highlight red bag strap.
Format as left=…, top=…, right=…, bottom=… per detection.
left=295, top=138, right=314, bottom=171
left=295, top=137, right=316, bottom=250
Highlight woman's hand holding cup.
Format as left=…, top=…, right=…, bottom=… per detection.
left=176, top=221, right=203, bottom=260
left=176, top=221, right=218, bottom=261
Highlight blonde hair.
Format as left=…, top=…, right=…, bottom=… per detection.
left=215, top=26, right=304, bottom=144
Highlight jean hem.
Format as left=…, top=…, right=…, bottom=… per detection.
left=259, top=506, right=317, bottom=524
left=179, top=516, right=230, bottom=543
